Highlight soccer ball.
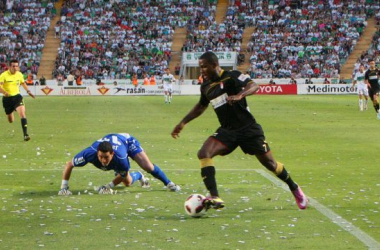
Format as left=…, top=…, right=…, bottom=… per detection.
left=184, top=194, right=206, bottom=218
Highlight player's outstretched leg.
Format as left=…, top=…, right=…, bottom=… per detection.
left=150, top=164, right=180, bottom=191
left=133, top=152, right=180, bottom=191
left=274, top=161, right=308, bottom=209
left=257, top=153, right=307, bottom=210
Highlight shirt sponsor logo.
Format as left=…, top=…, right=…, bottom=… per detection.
left=210, top=93, right=228, bottom=109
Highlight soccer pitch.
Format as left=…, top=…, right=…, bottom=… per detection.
left=0, top=95, right=379, bottom=249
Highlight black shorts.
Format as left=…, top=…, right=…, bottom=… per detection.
left=2, top=94, right=24, bottom=115
left=369, top=86, right=380, bottom=100
left=211, top=123, right=270, bottom=156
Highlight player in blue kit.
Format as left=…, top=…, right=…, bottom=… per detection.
left=58, top=133, right=180, bottom=195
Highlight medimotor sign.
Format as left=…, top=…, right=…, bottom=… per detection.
left=298, top=84, right=355, bottom=95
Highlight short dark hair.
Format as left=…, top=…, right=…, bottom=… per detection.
left=199, top=51, right=219, bottom=65
left=369, top=59, right=375, bottom=63
left=97, top=141, right=114, bottom=153
left=9, top=59, right=19, bottom=64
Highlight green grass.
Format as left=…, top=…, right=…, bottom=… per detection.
left=0, top=95, right=379, bottom=249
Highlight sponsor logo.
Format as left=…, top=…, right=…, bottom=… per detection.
left=97, top=86, right=110, bottom=95
left=210, top=93, right=228, bottom=109
left=41, top=86, right=53, bottom=95
left=258, top=85, right=283, bottom=93
left=60, top=87, right=91, bottom=95
left=114, top=87, right=125, bottom=94
left=307, top=85, right=353, bottom=93
left=125, top=87, right=146, bottom=94
left=255, top=84, right=297, bottom=95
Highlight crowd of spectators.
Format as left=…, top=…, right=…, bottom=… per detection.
left=352, top=4, right=380, bottom=76
left=245, top=0, right=374, bottom=79
left=53, top=0, right=211, bottom=81
left=0, top=0, right=56, bottom=76
left=182, top=0, right=255, bottom=53
left=2, top=0, right=380, bottom=81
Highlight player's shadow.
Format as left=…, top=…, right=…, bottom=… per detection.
left=14, top=190, right=59, bottom=197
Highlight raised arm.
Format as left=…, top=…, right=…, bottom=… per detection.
left=171, top=102, right=208, bottom=139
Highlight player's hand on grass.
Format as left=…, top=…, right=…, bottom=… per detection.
left=97, top=185, right=115, bottom=194
left=58, top=187, right=72, bottom=195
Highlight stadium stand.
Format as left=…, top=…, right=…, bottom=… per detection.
left=347, top=6, right=380, bottom=77
left=52, top=0, right=199, bottom=80
left=1, top=0, right=380, bottom=81
left=244, top=0, right=372, bottom=79
left=0, top=0, right=56, bottom=77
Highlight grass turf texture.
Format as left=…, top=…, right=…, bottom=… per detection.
left=0, top=95, right=379, bottom=249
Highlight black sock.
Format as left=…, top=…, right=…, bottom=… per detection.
left=21, top=118, right=28, bottom=136
left=201, top=166, right=219, bottom=197
left=375, top=104, right=379, bottom=113
left=277, top=167, right=298, bottom=191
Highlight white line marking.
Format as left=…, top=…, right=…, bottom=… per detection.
left=255, top=169, right=380, bottom=250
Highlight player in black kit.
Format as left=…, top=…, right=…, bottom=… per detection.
left=365, top=59, right=380, bottom=119
left=171, top=52, right=307, bottom=210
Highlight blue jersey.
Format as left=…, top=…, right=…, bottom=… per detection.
left=72, top=133, right=143, bottom=177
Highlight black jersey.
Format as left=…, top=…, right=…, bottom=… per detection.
left=365, top=68, right=380, bottom=88
left=199, top=70, right=255, bottom=130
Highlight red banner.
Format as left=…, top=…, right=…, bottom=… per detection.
left=255, top=84, right=297, bottom=95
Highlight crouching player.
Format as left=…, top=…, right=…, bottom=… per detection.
left=58, top=133, right=181, bottom=195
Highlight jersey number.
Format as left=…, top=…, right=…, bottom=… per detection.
left=98, top=136, right=121, bottom=145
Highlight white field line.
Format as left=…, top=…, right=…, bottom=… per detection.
left=255, top=169, right=380, bottom=250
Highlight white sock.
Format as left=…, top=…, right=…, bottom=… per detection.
left=61, top=180, right=68, bottom=189
left=359, top=99, right=363, bottom=109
